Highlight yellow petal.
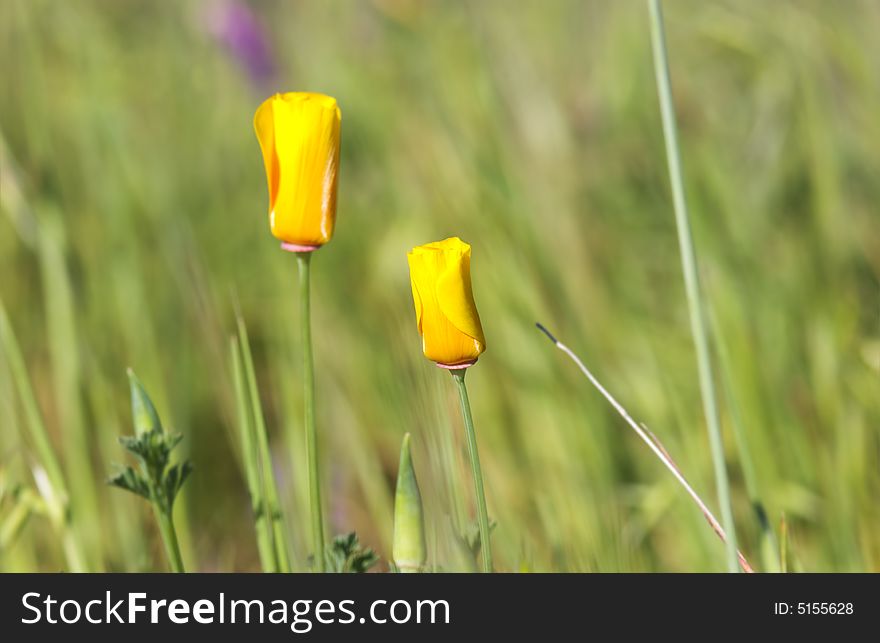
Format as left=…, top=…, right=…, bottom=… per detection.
left=253, top=92, right=341, bottom=246
left=436, top=240, right=485, bottom=346
left=253, top=95, right=279, bottom=211
left=407, top=237, right=486, bottom=366
left=408, top=259, right=424, bottom=336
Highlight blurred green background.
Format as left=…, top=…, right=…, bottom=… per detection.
left=1, top=0, right=878, bottom=572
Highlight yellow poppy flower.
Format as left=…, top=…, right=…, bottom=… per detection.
left=253, top=92, right=341, bottom=247
left=407, top=237, right=486, bottom=366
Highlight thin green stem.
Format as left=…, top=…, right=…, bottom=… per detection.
left=710, top=309, right=780, bottom=571
left=451, top=370, right=492, bottom=573
left=297, top=252, right=325, bottom=572
left=38, top=214, right=102, bottom=570
left=648, top=0, right=739, bottom=572
left=237, top=318, right=291, bottom=572
left=59, top=531, right=87, bottom=574
left=230, top=336, right=277, bottom=572
left=0, top=298, right=87, bottom=572
left=151, top=500, right=184, bottom=573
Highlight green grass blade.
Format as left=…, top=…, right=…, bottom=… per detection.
left=236, top=315, right=291, bottom=572
left=230, top=335, right=277, bottom=572
left=0, top=298, right=67, bottom=494
left=0, top=487, right=35, bottom=550
left=647, top=0, right=739, bottom=572
left=37, top=209, right=103, bottom=569
left=0, top=301, right=88, bottom=572
left=710, top=308, right=780, bottom=572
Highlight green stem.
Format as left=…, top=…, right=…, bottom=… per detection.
left=451, top=370, right=492, bottom=573
left=0, top=298, right=87, bottom=572
left=230, top=336, right=277, bottom=572
left=151, top=500, right=184, bottom=573
left=60, top=531, right=87, bottom=573
left=297, top=253, right=325, bottom=572
left=648, top=0, right=739, bottom=572
left=237, top=318, right=291, bottom=572
left=38, top=215, right=103, bottom=570
left=710, top=308, right=779, bottom=571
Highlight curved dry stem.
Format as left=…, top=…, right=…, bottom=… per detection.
left=537, top=323, right=753, bottom=573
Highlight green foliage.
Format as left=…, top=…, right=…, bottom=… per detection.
left=1, top=0, right=878, bottom=572
left=0, top=474, right=39, bottom=550
left=107, top=466, right=149, bottom=501
left=107, top=369, right=190, bottom=571
left=324, top=532, right=380, bottom=574
left=233, top=317, right=292, bottom=572
left=230, top=332, right=278, bottom=573
left=108, top=370, right=191, bottom=515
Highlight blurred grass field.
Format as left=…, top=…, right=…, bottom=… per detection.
left=1, top=0, right=878, bottom=572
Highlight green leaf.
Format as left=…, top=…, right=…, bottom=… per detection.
left=162, top=461, right=193, bottom=510
left=118, top=435, right=150, bottom=461
left=163, top=432, right=184, bottom=453
left=324, top=532, right=380, bottom=573
left=107, top=466, right=150, bottom=500
left=117, top=429, right=186, bottom=477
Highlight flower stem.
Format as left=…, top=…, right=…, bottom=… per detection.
left=451, top=369, right=492, bottom=573
left=297, top=252, right=325, bottom=572
left=648, top=0, right=739, bottom=573
left=151, top=499, right=184, bottom=573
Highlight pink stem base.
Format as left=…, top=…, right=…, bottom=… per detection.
left=436, top=360, right=477, bottom=370
left=281, top=242, right=320, bottom=253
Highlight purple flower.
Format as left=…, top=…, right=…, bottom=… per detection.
left=205, top=1, right=276, bottom=87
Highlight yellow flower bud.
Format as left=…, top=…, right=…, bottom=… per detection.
left=253, top=92, right=341, bottom=247
left=407, top=237, right=486, bottom=367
